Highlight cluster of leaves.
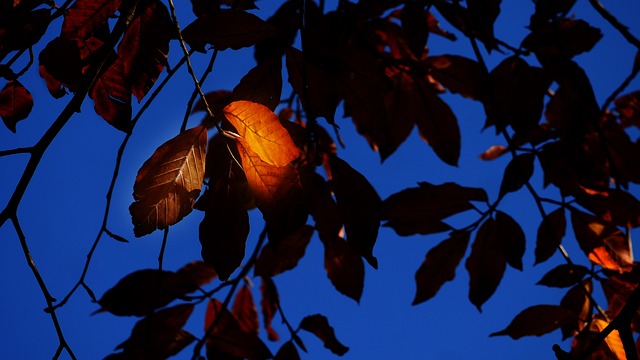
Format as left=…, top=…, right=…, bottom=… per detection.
left=2, top=0, right=640, bottom=359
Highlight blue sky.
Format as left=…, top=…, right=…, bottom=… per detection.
left=1, top=0, right=640, bottom=359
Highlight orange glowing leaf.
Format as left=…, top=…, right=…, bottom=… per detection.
left=224, top=100, right=301, bottom=167
left=590, top=317, right=626, bottom=359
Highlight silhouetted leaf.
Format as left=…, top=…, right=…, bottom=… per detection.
left=560, top=279, right=591, bottom=339
left=467, top=0, right=501, bottom=51
left=523, top=19, right=602, bottom=59
left=494, top=211, right=526, bottom=271
left=89, top=54, right=132, bottom=132
left=323, top=236, right=365, bottom=303
left=193, top=90, right=233, bottom=128
left=537, top=264, right=589, bottom=288
left=255, top=225, right=314, bottom=277
left=38, top=37, right=83, bottom=93
left=382, top=71, right=418, bottom=160
left=205, top=298, right=272, bottom=359
left=383, top=182, right=487, bottom=236
left=299, top=314, right=348, bottom=356
left=61, top=0, right=121, bottom=40
left=118, top=0, right=172, bottom=102
left=535, top=207, right=566, bottom=265
left=466, top=218, right=506, bottom=311
left=98, top=269, right=175, bottom=316
left=232, top=55, right=282, bottom=111
left=329, top=155, right=381, bottom=269
left=426, top=55, right=485, bottom=101
left=499, top=153, right=535, bottom=197
left=275, top=341, right=300, bottom=360
left=130, top=126, right=207, bottom=237
left=0, top=80, right=33, bottom=132
left=490, top=305, right=577, bottom=339
left=575, top=189, right=640, bottom=228
left=615, top=91, right=640, bottom=128
left=0, top=8, right=50, bottom=51
left=183, top=9, right=277, bottom=52
left=427, top=12, right=457, bottom=41
left=232, top=284, right=259, bottom=336
left=113, top=304, right=195, bottom=359
left=259, top=277, right=280, bottom=342
left=413, top=231, right=470, bottom=305
left=401, top=1, right=428, bottom=58
left=171, top=261, right=217, bottom=293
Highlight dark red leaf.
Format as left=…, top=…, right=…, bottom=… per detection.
left=427, top=12, right=457, bottom=41
left=401, top=1, right=428, bottom=58
left=560, top=279, right=592, bottom=339
left=615, top=91, right=640, bottom=128
left=534, top=207, right=566, bottom=265
left=413, top=231, right=470, bottom=305
left=89, top=54, right=132, bottom=132
left=466, top=218, right=506, bottom=311
left=494, top=211, right=526, bottom=271
left=575, top=189, right=640, bottom=228
left=499, top=153, right=535, bottom=197
left=537, top=264, right=589, bottom=288
left=198, top=173, right=250, bottom=281
left=232, top=284, right=259, bottom=336
left=38, top=37, right=83, bottom=93
left=306, top=172, right=342, bottom=244
left=61, top=0, right=121, bottom=40
left=466, top=0, right=501, bottom=51
left=254, top=225, right=314, bottom=277
left=383, top=182, right=487, bottom=236
left=275, top=341, right=300, bottom=360
left=323, top=236, right=365, bottom=303
left=113, top=304, right=195, bottom=359
left=523, top=19, right=602, bottom=59
left=0, top=9, right=50, bottom=52
left=426, top=55, right=485, bottom=101
left=205, top=299, right=273, bottom=359
left=183, top=9, right=277, bottom=52
left=170, top=261, right=217, bottom=293
left=329, top=156, right=382, bottom=269
left=232, top=55, right=282, bottom=111
left=299, top=314, right=349, bottom=356
left=259, top=277, right=280, bottom=342
left=0, top=80, right=33, bottom=132
left=118, top=0, right=172, bottom=102
left=381, top=71, right=419, bottom=160
left=490, top=305, right=577, bottom=339
left=479, top=145, right=508, bottom=160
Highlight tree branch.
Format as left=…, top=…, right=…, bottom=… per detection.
left=588, top=0, right=640, bottom=51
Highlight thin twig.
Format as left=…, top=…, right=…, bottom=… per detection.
left=588, top=0, right=640, bottom=51
left=0, top=147, right=32, bottom=157
left=181, top=49, right=219, bottom=133
left=159, top=228, right=169, bottom=270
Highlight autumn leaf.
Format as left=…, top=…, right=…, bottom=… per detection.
left=479, top=145, right=508, bottom=160
left=0, top=80, right=33, bottom=132
left=130, top=126, right=207, bottom=237
left=537, top=264, right=589, bottom=288
left=575, top=189, right=640, bottom=228
left=534, top=207, right=566, bottom=265
left=61, top=0, right=121, bottom=40
left=426, top=55, right=485, bottom=101
left=323, top=236, right=365, bottom=303
left=400, top=1, right=428, bottom=58
left=466, top=218, right=506, bottom=311
left=232, top=284, right=259, bottom=336
left=499, top=153, right=535, bottom=197
left=560, top=280, right=592, bottom=339
left=89, top=54, right=132, bottom=132
left=0, top=8, right=50, bottom=52
left=523, top=19, right=602, bottom=59
left=183, top=9, right=277, bottom=52
left=494, top=211, right=526, bottom=271
left=589, top=316, right=626, bottom=359
left=260, top=276, right=280, bottom=342
left=413, top=231, right=470, bottom=305
left=382, top=71, right=421, bottom=160
left=205, top=298, right=272, bottom=359
left=38, top=37, right=83, bottom=93
left=254, top=225, right=314, bottom=277
left=111, top=304, right=195, bottom=359
left=329, top=155, right=382, bottom=269
left=224, top=100, right=301, bottom=167
left=490, top=305, right=577, bottom=339
left=232, top=55, right=283, bottom=111
left=299, top=314, right=349, bottom=356
left=275, top=341, right=300, bottom=360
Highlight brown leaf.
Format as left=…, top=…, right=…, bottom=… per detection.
left=254, top=225, right=314, bottom=277
left=113, top=304, right=196, bottom=359
left=205, top=299, right=273, bottom=359
left=232, top=55, right=282, bottom=111
left=259, top=277, right=280, bottom=342
left=224, top=100, right=301, bottom=167
left=490, top=305, right=577, bottom=339
left=0, top=80, right=33, bottom=132
left=183, top=9, right=277, bottom=52
left=499, top=153, right=535, bottom=197
left=537, top=264, right=589, bottom=288
left=414, top=79, right=461, bottom=166
left=575, top=189, right=640, bottom=228
left=306, top=172, right=342, bottom=243
left=523, top=19, right=602, bottom=59
left=466, top=218, right=506, bottom=311
left=299, top=314, right=349, bottom=356
left=232, top=284, right=259, bottom=336
left=171, top=261, right=217, bottom=293
left=534, top=207, right=566, bottom=265
left=426, top=55, right=485, bottom=101
left=129, top=126, right=207, bottom=237
left=197, top=173, right=250, bottom=281
left=413, top=231, right=470, bottom=305
left=89, top=54, right=132, bottom=132
left=383, top=182, right=487, bottom=236
left=323, top=236, right=365, bottom=303
left=427, top=12, right=457, bottom=41
left=615, top=91, right=640, bottom=128
left=329, top=156, right=382, bottom=269
left=589, top=316, right=626, bottom=359
left=117, top=0, right=172, bottom=102
left=560, top=279, right=592, bottom=339
left=479, top=144, right=508, bottom=160
left=61, top=0, right=121, bottom=40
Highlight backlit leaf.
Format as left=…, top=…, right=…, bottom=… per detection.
left=254, top=225, right=314, bottom=277
left=193, top=90, right=233, bottom=128
left=560, top=279, right=592, bottom=339
left=537, top=264, right=589, bottom=288
left=118, top=0, right=172, bottom=102
left=499, top=153, right=535, bottom=197
left=183, top=9, right=277, bottom=52
left=590, top=316, right=626, bottom=359
left=329, top=156, right=382, bottom=269
left=224, top=100, right=301, bottom=167
left=0, top=80, right=33, bottom=132
left=129, top=126, right=207, bottom=237
left=232, top=284, right=259, bottom=336
left=205, top=298, right=272, bottom=359
left=323, top=236, right=365, bottom=303
left=490, top=305, right=577, bottom=339
left=413, top=231, right=470, bottom=305
left=299, top=314, right=349, bottom=356
left=479, top=145, right=508, bottom=160
left=466, top=218, right=506, bottom=311
left=61, top=0, right=121, bottom=40
left=534, top=207, right=566, bottom=265
left=260, top=277, right=280, bottom=342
